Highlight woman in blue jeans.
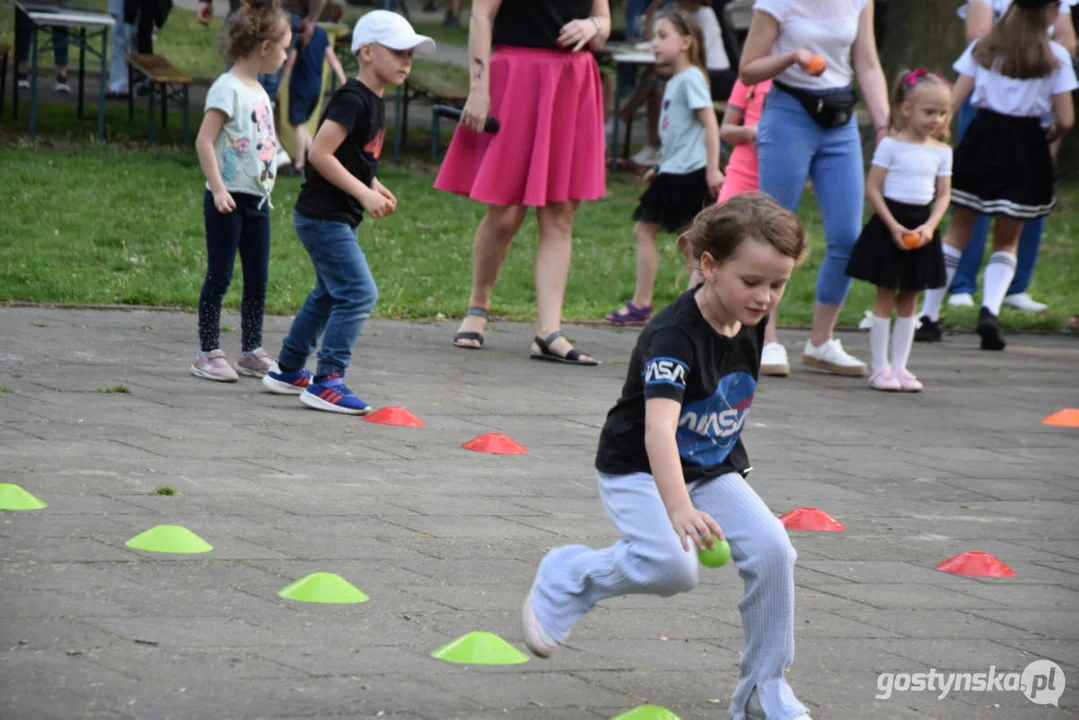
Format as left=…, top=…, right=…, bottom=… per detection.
left=738, top=0, right=889, bottom=378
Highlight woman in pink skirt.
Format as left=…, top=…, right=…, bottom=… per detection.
left=435, top=0, right=610, bottom=365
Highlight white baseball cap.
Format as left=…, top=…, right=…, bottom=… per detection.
left=351, top=10, right=436, bottom=56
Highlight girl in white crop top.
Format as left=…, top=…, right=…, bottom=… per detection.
left=845, top=70, right=953, bottom=393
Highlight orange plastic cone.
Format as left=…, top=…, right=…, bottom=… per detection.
left=364, top=406, right=426, bottom=427
left=462, top=432, right=528, bottom=455
left=935, top=551, right=1016, bottom=577
left=1041, top=409, right=1079, bottom=428
left=779, top=507, right=846, bottom=532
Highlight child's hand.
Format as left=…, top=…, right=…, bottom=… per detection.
left=643, top=167, right=657, bottom=184
left=376, top=185, right=397, bottom=214
left=669, top=505, right=724, bottom=553
left=793, top=50, right=826, bottom=77
left=745, top=124, right=758, bottom=147
left=890, top=224, right=916, bottom=251
left=196, top=1, right=212, bottom=25
left=213, top=189, right=236, bottom=213
left=360, top=188, right=393, bottom=219
left=910, top=224, right=933, bottom=248
left=706, top=167, right=724, bottom=197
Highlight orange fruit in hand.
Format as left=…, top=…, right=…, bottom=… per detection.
left=806, top=54, right=826, bottom=74
left=902, top=232, right=921, bottom=249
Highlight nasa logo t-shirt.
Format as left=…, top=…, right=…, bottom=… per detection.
left=595, top=288, right=764, bottom=483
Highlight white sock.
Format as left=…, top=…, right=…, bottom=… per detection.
left=920, top=244, right=963, bottom=321
left=891, top=316, right=917, bottom=372
left=982, top=251, right=1018, bottom=316
left=869, top=314, right=891, bottom=374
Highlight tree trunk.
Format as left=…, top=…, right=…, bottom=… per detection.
left=877, top=0, right=966, bottom=90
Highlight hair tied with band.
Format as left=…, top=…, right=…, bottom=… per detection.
left=904, top=67, right=951, bottom=89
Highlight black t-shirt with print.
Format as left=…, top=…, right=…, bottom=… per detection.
left=295, top=79, right=385, bottom=227
left=595, top=288, right=765, bottom=483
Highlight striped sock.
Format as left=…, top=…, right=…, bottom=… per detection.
left=982, top=251, right=1018, bottom=316
left=920, top=244, right=963, bottom=321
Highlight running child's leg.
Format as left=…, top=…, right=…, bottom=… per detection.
left=633, top=220, right=660, bottom=308
left=277, top=213, right=336, bottom=372
left=977, top=217, right=1023, bottom=351
left=528, top=470, right=698, bottom=644
left=688, top=473, right=808, bottom=720
left=293, top=123, right=312, bottom=171
left=310, top=222, right=378, bottom=379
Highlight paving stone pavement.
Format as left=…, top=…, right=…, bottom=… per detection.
left=1, top=306, right=1078, bottom=720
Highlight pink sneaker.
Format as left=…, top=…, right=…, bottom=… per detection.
left=894, top=368, right=924, bottom=392
left=236, top=347, right=273, bottom=378
left=190, top=349, right=239, bottom=382
left=521, top=588, right=560, bottom=659
left=868, top=367, right=901, bottom=392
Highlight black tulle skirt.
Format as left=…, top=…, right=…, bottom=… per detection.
left=633, top=167, right=713, bottom=232
left=846, top=198, right=946, bottom=291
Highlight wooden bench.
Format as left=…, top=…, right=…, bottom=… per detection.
left=0, top=44, right=9, bottom=122
left=126, top=54, right=193, bottom=146
left=390, top=65, right=468, bottom=163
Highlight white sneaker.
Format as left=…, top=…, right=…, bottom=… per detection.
left=521, top=588, right=560, bottom=659
left=760, top=342, right=790, bottom=377
left=802, top=338, right=867, bottom=377
left=947, top=293, right=975, bottom=307
left=1002, top=292, right=1048, bottom=313
left=630, top=145, right=661, bottom=166
left=274, top=148, right=291, bottom=169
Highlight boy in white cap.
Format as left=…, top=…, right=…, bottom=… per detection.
left=262, top=11, right=435, bottom=414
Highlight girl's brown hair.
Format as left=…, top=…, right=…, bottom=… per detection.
left=680, top=194, right=808, bottom=268
left=888, top=68, right=952, bottom=140
left=222, top=0, right=289, bottom=64
left=655, top=8, right=709, bottom=87
left=972, top=3, right=1060, bottom=79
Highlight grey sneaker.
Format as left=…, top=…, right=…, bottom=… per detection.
left=236, top=347, right=272, bottom=378
left=190, top=349, right=239, bottom=382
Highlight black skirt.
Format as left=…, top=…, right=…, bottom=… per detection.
left=845, top=198, right=946, bottom=291
left=951, top=109, right=1055, bottom=219
left=633, top=167, right=713, bottom=233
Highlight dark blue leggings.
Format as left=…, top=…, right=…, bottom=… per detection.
left=198, top=191, right=270, bottom=353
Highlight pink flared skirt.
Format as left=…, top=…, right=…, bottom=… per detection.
left=433, top=45, right=606, bottom=207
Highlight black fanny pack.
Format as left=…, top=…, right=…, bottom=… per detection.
left=774, top=80, right=857, bottom=129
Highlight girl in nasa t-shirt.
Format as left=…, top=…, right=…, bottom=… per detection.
left=522, top=195, right=816, bottom=720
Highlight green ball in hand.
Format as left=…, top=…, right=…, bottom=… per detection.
left=697, top=537, right=731, bottom=568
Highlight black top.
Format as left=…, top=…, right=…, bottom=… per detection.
left=595, top=288, right=765, bottom=483
left=492, top=0, right=593, bottom=50
left=295, top=80, right=385, bottom=227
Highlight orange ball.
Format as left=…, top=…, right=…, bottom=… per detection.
left=902, top=232, right=921, bottom=249
left=806, top=54, right=826, bottom=74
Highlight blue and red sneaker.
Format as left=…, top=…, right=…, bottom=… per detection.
left=300, top=373, right=371, bottom=415
left=261, top=362, right=314, bottom=395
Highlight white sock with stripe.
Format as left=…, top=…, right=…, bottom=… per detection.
left=982, top=251, right=1018, bottom=316
left=920, top=244, right=963, bottom=321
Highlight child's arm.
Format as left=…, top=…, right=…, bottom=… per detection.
left=644, top=397, right=724, bottom=552
left=195, top=109, right=235, bottom=213
left=1048, top=90, right=1076, bottom=143
left=325, top=46, right=347, bottom=87
left=370, top=176, right=397, bottom=213
left=308, top=121, right=392, bottom=218
left=719, top=104, right=755, bottom=147
left=951, top=74, right=975, bottom=115
left=695, top=105, right=724, bottom=196
left=864, top=163, right=910, bottom=250
left=913, top=174, right=952, bottom=246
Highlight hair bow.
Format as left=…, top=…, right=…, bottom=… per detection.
left=904, top=67, right=929, bottom=88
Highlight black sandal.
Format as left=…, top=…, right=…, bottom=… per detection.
left=529, top=331, right=599, bottom=366
left=453, top=307, right=489, bottom=349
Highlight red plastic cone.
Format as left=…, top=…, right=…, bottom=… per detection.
left=1041, top=408, right=1079, bottom=428
left=462, top=432, right=528, bottom=455
left=364, top=406, right=426, bottom=427
left=779, top=507, right=846, bottom=532
left=935, top=551, right=1016, bottom=578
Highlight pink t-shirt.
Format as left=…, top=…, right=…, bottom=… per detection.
left=721, top=79, right=772, bottom=196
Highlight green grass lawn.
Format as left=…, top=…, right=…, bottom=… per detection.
left=2, top=142, right=1077, bottom=331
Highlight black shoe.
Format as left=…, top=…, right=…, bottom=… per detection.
left=914, top=315, right=942, bottom=343
left=976, top=307, right=1007, bottom=351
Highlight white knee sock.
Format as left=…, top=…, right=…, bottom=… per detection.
left=869, top=314, right=891, bottom=374
left=891, top=316, right=917, bottom=373
left=920, top=244, right=963, bottom=321
left=982, top=251, right=1018, bottom=316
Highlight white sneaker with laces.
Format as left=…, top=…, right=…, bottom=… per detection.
left=630, top=145, right=661, bottom=166
left=1002, top=292, right=1048, bottom=313
left=947, top=292, right=974, bottom=307
left=274, top=148, right=291, bottom=169
left=802, top=338, right=867, bottom=377
left=760, top=342, right=790, bottom=376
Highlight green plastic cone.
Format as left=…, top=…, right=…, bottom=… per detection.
left=277, top=572, right=370, bottom=604
left=611, top=706, right=682, bottom=720
left=431, top=631, right=529, bottom=665
left=0, top=484, right=47, bottom=511
left=124, top=525, right=213, bottom=554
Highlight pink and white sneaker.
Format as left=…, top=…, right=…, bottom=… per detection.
left=190, top=349, right=239, bottom=382
left=521, top=588, right=560, bottom=659
left=894, top=368, right=923, bottom=392
left=236, top=347, right=273, bottom=377
left=868, top=367, right=901, bottom=392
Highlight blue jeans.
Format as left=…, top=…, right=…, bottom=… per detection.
left=279, top=212, right=378, bottom=377
left=107, top=0, right=132, bottom=92
left=757, top=86, right=864, bottom=306
left=531, top=470, right=806, bottom=720
left=949, top=97, right=1044, bottom=296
